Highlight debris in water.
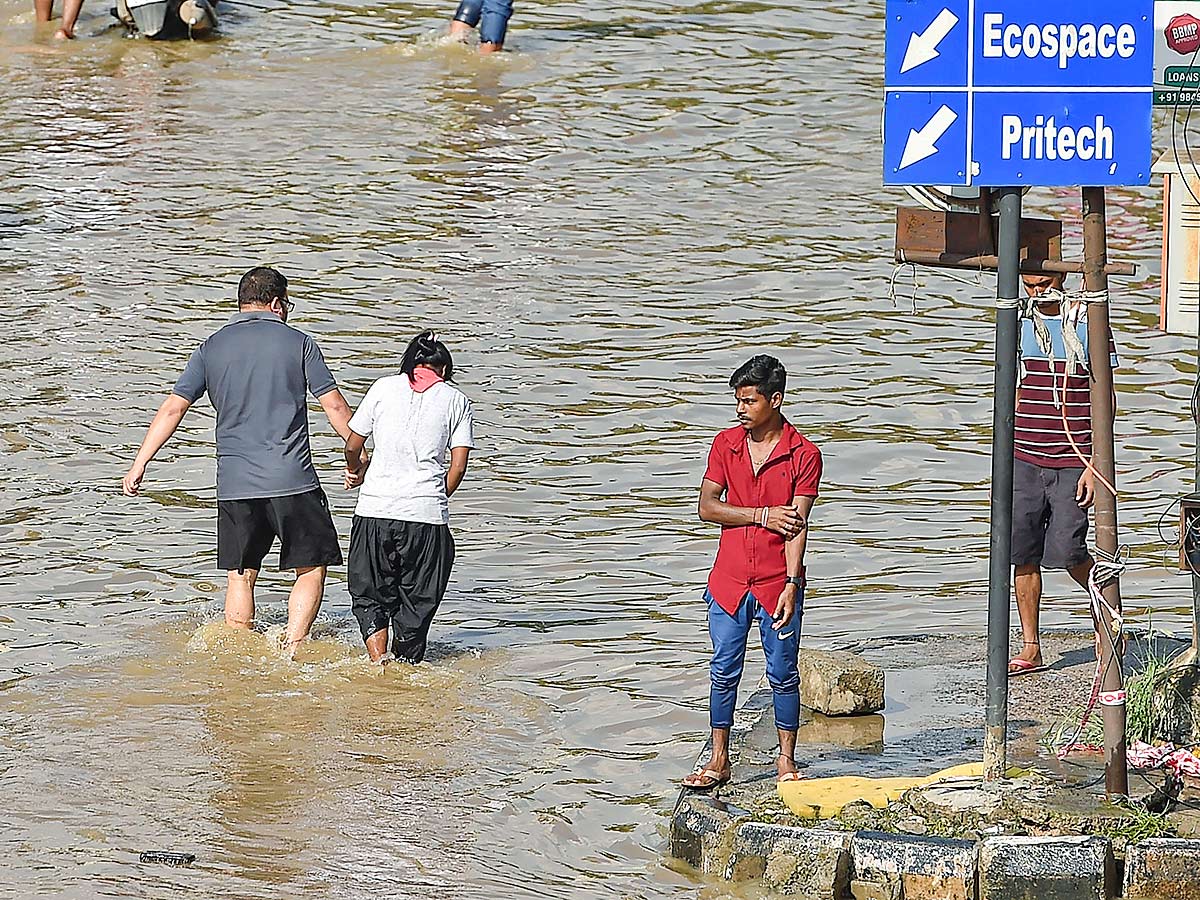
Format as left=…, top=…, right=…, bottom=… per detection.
left=139, top=850, right=195, bottom=866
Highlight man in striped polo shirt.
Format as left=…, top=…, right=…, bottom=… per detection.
left=1007, top=272, right=1116, bottom=676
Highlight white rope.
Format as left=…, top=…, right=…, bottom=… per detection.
left=1089, top=546, right=1127, bottom=670
left=888, top=263, right=919, bottom=313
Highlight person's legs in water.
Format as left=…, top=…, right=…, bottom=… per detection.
left=283, top=566, right=326, bottom=655
left=682, top=591, right=754, bottom=789
left=35, top=0, right=83, bottom=38
left=448, top=0, right=479, bottom=41
left=449, top=0, right=512, bottom=52
left=349, top=516, right=401, bottom=664
left=389, top=523, right=455, bottom=663
left=756, top=591, right=802, bottom=780
left=225, top=569, right=258, bottom=629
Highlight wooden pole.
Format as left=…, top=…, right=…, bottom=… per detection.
left=1081, top=186, right=1128, bottom=799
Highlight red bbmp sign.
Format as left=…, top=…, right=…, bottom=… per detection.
left=1166, top=13, right=1200, bottom=55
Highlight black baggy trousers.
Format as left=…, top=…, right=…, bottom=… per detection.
left=348, top=515, right=456, bottom=663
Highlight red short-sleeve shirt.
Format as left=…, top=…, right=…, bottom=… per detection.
left=703, top=421, right=822, bottom=617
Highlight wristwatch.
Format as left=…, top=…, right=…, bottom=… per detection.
left=785, top=576, right=805, bottom=587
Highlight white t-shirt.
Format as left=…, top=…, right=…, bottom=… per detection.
left=348, top=375, right=476, bottom=525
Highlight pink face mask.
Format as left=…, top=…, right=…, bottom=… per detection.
left=409, top=366, right=444, bottom=393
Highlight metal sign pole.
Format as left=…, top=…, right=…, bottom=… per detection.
left=1081, top=186, right=1129, bottom=798
left=985, top=186, right=1022, bottom=781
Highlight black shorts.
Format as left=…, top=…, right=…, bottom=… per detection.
left=217, top=488, right=344, bottom=573
left=1010, top=459, right=1090, bottom=569
left=348, top=515, right=455, bottom=663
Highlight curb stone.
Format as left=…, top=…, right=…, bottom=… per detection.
left=978, top=835, right=1113, bottom=900
left=850, top=830, right=977, bottom=900
left=726, top=822, right=852, bottom=899
left=1125, top=838, right=1200, bottom=900
left=669, top=794, right=751, bottom=875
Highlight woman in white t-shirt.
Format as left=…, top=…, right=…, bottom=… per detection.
left=343, top=331, right=475, bottom=663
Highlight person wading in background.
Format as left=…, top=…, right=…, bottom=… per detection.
left=35, top=0, right=84, bottom=39
left=682, top=355, right=822, bottom=790
left=1007, top=272, right=1117, bottom=677
left=448, top=0, right=513, bottom=52
left=122, top=266, right=354, bottom=655
left=343, top=331, right=475, bottom=665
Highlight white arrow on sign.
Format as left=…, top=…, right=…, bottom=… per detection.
left=899, top=7, right=959, bottom=74
left=898, top=104, right=958, bottom=170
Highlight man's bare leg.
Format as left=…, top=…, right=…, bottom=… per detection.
left=1013, top=563, right=1043, bottom=666
left=34, top=0, right=52, bottom=22
left=1068, top=558, right=1095, bottom=592
left=225, top=569, right=257, bottom=629
left=449, top=19, right=471, bottom=40
left=283, top=566, right=326, bottom=652
left=681, top=727, right=731, bottom=787
left=777, top=728, right=799, bottom=778
left=55, top=0, right=81, bottom=38
left=364, top=628, right=389, bottom=663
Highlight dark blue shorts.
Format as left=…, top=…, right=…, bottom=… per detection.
left=1010, top=459, right=1090, bottom=569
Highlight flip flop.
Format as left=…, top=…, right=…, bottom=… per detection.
left=681, top=768, right=730, bottom=792
left=1007, top=657, right=1048, bottom=677
left=777, top=771, right=807, bottom=784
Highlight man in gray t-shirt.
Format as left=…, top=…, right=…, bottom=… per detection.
left=122, top=267, right=355, bottom=654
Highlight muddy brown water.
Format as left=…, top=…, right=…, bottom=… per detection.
left=0, top=1, right=1196, bottom=897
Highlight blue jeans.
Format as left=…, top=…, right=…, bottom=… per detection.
left=452, top=0, right=513, bottom=45
left=707, top=589, right=802, bottom=732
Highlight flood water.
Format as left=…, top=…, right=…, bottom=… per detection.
left=0, top=0, right=1196, bottom=896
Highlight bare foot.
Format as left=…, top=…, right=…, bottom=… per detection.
left=53, top=28, right=74, bottom=39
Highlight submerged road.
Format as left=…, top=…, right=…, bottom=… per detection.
left=0, top=0, right=1194, bottom=896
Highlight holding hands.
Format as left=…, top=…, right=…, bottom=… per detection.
left=344, top=446, right=370, bottom=490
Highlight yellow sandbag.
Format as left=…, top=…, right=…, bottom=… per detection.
left=778, top=761, right=985, bottom=819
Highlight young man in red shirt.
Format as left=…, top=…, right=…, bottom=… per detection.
left=683, top=355, right=822, bottom=790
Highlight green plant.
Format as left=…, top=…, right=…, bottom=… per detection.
left=1041, top=630, right=1193, bottom=751
left=1091, top=800, right=1176, bottom=844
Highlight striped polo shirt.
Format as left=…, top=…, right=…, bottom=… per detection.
left=1013, top=306, right=1115, bottom=469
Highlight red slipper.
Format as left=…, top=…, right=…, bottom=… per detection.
left=1008, top=657, right=1047, bottom=677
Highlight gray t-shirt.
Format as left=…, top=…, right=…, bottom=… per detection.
left=172, top=311, right=338, bottom=501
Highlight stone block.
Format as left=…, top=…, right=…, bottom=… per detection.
left=850, top=830, right=977, bottom=900
left=800, top=649, right=885, bottom=716
left=1124, top=838, right=1200, bottom=900
left=669, top=794, right=748, bottom=875
left=978, top=835, right=1113, bottom=900
left=725, top=822, right=852, bottom=899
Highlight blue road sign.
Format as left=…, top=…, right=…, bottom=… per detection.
left=883, top=0, right=1154, bottom=187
